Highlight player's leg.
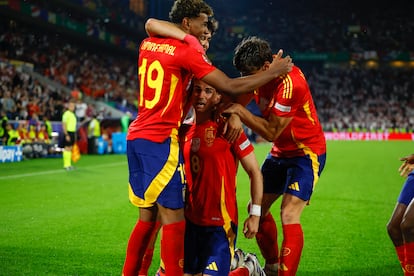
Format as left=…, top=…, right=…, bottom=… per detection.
left=387, top=202, right=407, bottom=271
left=123, top=206, right=159, bottom=276
left=278, top=194, right=307, bottom=276
left=63, top=132, right=75, bottom=170
left=154, top=134, right=187, bottom=275
left=139, top=218, right=161, bottom=276
left=278, top=153, right=326, bottom=276
left=388, top=172, right=414, bottom=272
left=402, top=198, right=414, bottom=275
left=256, top=156, right=287, bottom=275
left=158, top=205, right=185, bottom=276
left=400, top=173, right=414, bottom=274
left=256, top=194, right=280, bottom=276
left=124, top=136, right=185, bottom=276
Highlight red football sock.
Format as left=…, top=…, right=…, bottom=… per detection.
left=405, top=242, right=414, bottom=275
left=279, top=223, right=303, bottom=276
left=122, top=220, right=156, bottom=276
left=139, top=221, right=161, bottom=275
left=161, top=220, right=185, bottom=275
left=395, top=244, right=406, bottom=272
left=229, top=266, right=249, bottom=276
left=256, top=212, right=279, bottom=265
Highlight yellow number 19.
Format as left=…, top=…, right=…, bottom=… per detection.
left=138, top=58, right=179, bottom=112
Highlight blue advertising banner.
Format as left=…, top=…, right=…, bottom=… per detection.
left=0, top=146, right=23, bottom=163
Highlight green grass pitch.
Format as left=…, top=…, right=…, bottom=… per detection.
left=0, top=140, right=412, bottom=275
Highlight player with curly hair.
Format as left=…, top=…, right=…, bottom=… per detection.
left=387, top=153, right=414, bottom=275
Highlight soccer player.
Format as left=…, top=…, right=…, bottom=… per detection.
left=139, top=16, right=261, bottom=276
left=137, top=16, right=220, bottom=276
left=181, top=78, right=264, bottom=276
left=61, top=98, right=77, bottom=171
left=122, top=1, right=293, bottom=275
left=387, top=153, right=414, bottom=275
left=222, top=36, right=327, bottom=276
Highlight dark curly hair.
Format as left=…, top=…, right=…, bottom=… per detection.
left=233, top=36, right=273, bottom=76
left=169, top=0, right=214, bottom=23
left=207, top=17, right=219, bottom=36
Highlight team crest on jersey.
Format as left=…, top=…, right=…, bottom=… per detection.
left=204, top=126, right=216, bottom=147
left=191, top=138, right=200, bottom=152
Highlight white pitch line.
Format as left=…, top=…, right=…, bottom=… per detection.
left=0, top=161, right=126, bottom=180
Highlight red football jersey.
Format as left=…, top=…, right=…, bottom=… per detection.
left=127, top=37, right=216, bottom=143
left=182, top=120, right=254, bottom=227
left=256, top=66, right=326, bottom=157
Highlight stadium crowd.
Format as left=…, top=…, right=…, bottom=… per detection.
left=1, top=0, right=413, bottom=148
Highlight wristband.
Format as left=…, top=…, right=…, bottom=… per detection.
left=249, top=204, right=261, bottom=217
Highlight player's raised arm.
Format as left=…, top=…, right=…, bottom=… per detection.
left=201, top=54, right=293, bottom=95
left=145, top=18, right=204, bottom=53
left=145, top=18, right=186, bottom=39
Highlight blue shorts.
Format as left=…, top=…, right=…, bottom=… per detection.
left=398, top=172, right=414, bottom=206
left=127, top=137, right=186, bottom=209
left=261, top=153, right=326, bottom=201
left=184, top=220, right=237, bottom=276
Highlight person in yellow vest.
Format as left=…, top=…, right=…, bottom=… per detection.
left=87, top=113, right=101, bottom=154
left=28, top=125, right=37, bottom=142
left=3, top=123, right=20, bottom=145
left=43, top=115, right=53, bottom=138
left=37, top=124, right=51, bottom=144
left=62, top=98, right=77, bottom=170
left=16, top=121, right=30, bottom=145
left=0, top=111, right=8, bottom=145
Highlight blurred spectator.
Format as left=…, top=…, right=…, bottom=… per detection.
left=16, top=121, right=30, bottom=144
left=2, top=90, right=16, bottom=119
left=87, top=112, right=101, bottom=154
left=42, top=114, right=53, bottom=137
left=75, top=97, right=88, bottom=123
left=2, top=122, right=19, bottom=145
left=120, top=111, right=132, bottom=133
left=37, top=123, right=51, bottom=144
left=0, top=110, right=8, bottom=142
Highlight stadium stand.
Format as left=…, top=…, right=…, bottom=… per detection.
left=0, top=0, right=413, bottom=153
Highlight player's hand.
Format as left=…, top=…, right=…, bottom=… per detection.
left=243, top=215, right=260, bottom=239
left=269, top=49, right=293, bottom=76
left=222, top=113, right=243, bottom=143
left=399, top=154, right=414, bottom=177
left=183, top=34, right=205, bottom=54
left=221, top=102, right=241, bottom=118
left=400, top=154, right=414, bottom=164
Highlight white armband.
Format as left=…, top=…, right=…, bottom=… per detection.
left=249, top=204, right=261, bottom=217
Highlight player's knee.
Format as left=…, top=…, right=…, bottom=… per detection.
left=280, top=209, right=300, bottom=224
left=386, top=220, right=400, bottom=239
left=401, top=218, right=414, bottom=237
